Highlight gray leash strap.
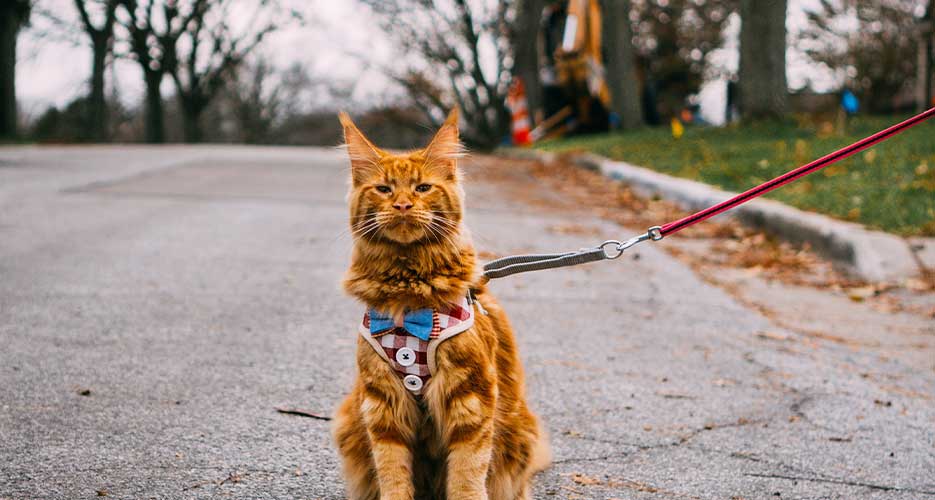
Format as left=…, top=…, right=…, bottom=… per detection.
left=481, top=226, right=663, bottom=280
left=482, top=248, right=607, bottom=279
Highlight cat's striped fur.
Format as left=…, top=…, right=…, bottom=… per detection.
left=333, top=110, right=550, bottom=500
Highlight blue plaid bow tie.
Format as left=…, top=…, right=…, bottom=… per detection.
left=369, top=308, right=434, bottom=341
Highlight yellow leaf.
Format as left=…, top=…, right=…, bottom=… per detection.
left=670, top=118, right=684, bottom=139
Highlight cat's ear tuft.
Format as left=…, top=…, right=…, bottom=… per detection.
left=339, top=111, right=383, bottom=187
left=422, top=109, right=464, bottom=180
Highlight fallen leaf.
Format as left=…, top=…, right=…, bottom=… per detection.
left=571, top=473, right=601, bottom=486
left=847, top=286, right=877, bottom=302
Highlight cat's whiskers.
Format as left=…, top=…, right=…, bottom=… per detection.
left=352, top=215, right=386, bottom=242
left=432, top=218, right=461, bottom=233
left=424, top=221, right=456, bottom=250
left=332, top=216, right=376, bottom=243
left=355, top=223, right=383, bottom=243
left=404, top=211, right=456, bottom=249
left=422, top=217, right=459, bottom=249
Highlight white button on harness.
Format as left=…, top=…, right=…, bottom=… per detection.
left=395, top=347, right=416, bottom=367
left=403, top=374, right=423, bottom=392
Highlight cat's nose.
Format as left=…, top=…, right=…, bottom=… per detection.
left=393, top=201, right=413, bottom=213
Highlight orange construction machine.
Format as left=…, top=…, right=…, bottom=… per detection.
left=532, top=0, right=611, bottom=141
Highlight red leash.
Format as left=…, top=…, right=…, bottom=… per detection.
left=659, top=107, right=935, bottom=237
left=482, top=108, right=935, bottom=280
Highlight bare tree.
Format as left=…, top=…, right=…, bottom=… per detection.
left=630, top=0, right=736, bottom=117
left=75, top=0, right=119, bottom=142
left=0, top=0, right=31, bottom=139
left=602, top=0, right=643, bottom=129
left=228, top=60, right=281, bottom=143
left=739, top=0, right=788, bottom=119
left=119, top=0, right=208, bottom=143
left=165, top=0, right=289, bottom=143
left=361, top=0, right=515, bottom=148
left=802, top=0, right=927, bottom=113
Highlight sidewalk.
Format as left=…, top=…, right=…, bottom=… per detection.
left=501, top=148, right=934, bottom=283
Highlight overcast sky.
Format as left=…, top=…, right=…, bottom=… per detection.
left=18, top=0, right=397, bottom=115
left=18, top=0, right=838, bottom=126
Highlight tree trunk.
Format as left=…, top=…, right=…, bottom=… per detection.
left=0, top=6, right=19, bottom=139
left=918, top=0, right=933, bottom=112
left=513, top=0, right=544, bottom=125
left=89, top=36, right=108, bottom=142
left=143, top=71, right=165, bottom=143
left=738, top=0, right=788, bottom=120
left=181, top=103, right=203, bottom=143
left=602, top=0, right=644, bottom=130
left=927, top=26, right=934, bottom=110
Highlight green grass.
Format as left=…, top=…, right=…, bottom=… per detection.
left=538, top=115, right=935, bottom=236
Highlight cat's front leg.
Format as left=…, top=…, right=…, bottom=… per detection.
left=357, top=340, right=420, bottom=500
left=360, top=387, right=417, bottom=500
left=434, top=367, right=496, bottom=499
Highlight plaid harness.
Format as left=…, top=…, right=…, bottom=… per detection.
left=359, top=296, right=475, bottom=395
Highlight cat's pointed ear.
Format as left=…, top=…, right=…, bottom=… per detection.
left=422, top=109, right=464, bottom=180
left=339, top=111, right=383, bottom=187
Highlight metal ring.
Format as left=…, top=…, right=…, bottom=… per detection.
left=648, top=226, right=663, bottom=241
left=599, top=240, right=624, bottom=259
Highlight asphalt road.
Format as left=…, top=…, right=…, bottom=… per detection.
left=1, top=146, right=933, bottom=500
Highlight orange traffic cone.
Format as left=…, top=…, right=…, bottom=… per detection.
left=507, top=79, right=532, bottom=146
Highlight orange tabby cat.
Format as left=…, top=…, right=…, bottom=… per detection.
left=332, top=110, right=550, bottom=500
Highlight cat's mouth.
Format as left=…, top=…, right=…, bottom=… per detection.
left=384, top=217, right=419, bottom=229
left=379, top=216, right=428, bottom=243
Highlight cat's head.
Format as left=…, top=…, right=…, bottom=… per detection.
left=340, top=110, right=465, bottom=246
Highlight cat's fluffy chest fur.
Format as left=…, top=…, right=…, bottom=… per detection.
left=331, top=110, right=549, bottom=500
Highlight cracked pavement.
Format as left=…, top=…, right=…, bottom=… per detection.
left=1, top=146, right=933, bottom=499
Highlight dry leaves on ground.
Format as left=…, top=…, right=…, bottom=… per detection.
left=470, top=155, right=934, bottom=317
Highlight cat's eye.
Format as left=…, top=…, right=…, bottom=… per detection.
left=375, top=185, right=392, bottom=194
left=415, top=184, right=432, bottom=193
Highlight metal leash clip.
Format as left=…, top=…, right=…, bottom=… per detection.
left=598, top=226, right=662, bottom=260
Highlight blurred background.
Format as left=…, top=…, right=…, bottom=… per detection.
left=0, top=0, right=933, bottom=148
left=2, top=0, right=932, bottom=150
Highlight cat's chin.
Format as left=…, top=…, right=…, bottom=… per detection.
left=378, top=224, right=428, bottom=245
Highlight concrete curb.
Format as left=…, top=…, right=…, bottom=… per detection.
left=499, top=148, right=924, bottom=283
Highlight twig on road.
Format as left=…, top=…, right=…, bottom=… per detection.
left=275, top=407, right=332, bottom=420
